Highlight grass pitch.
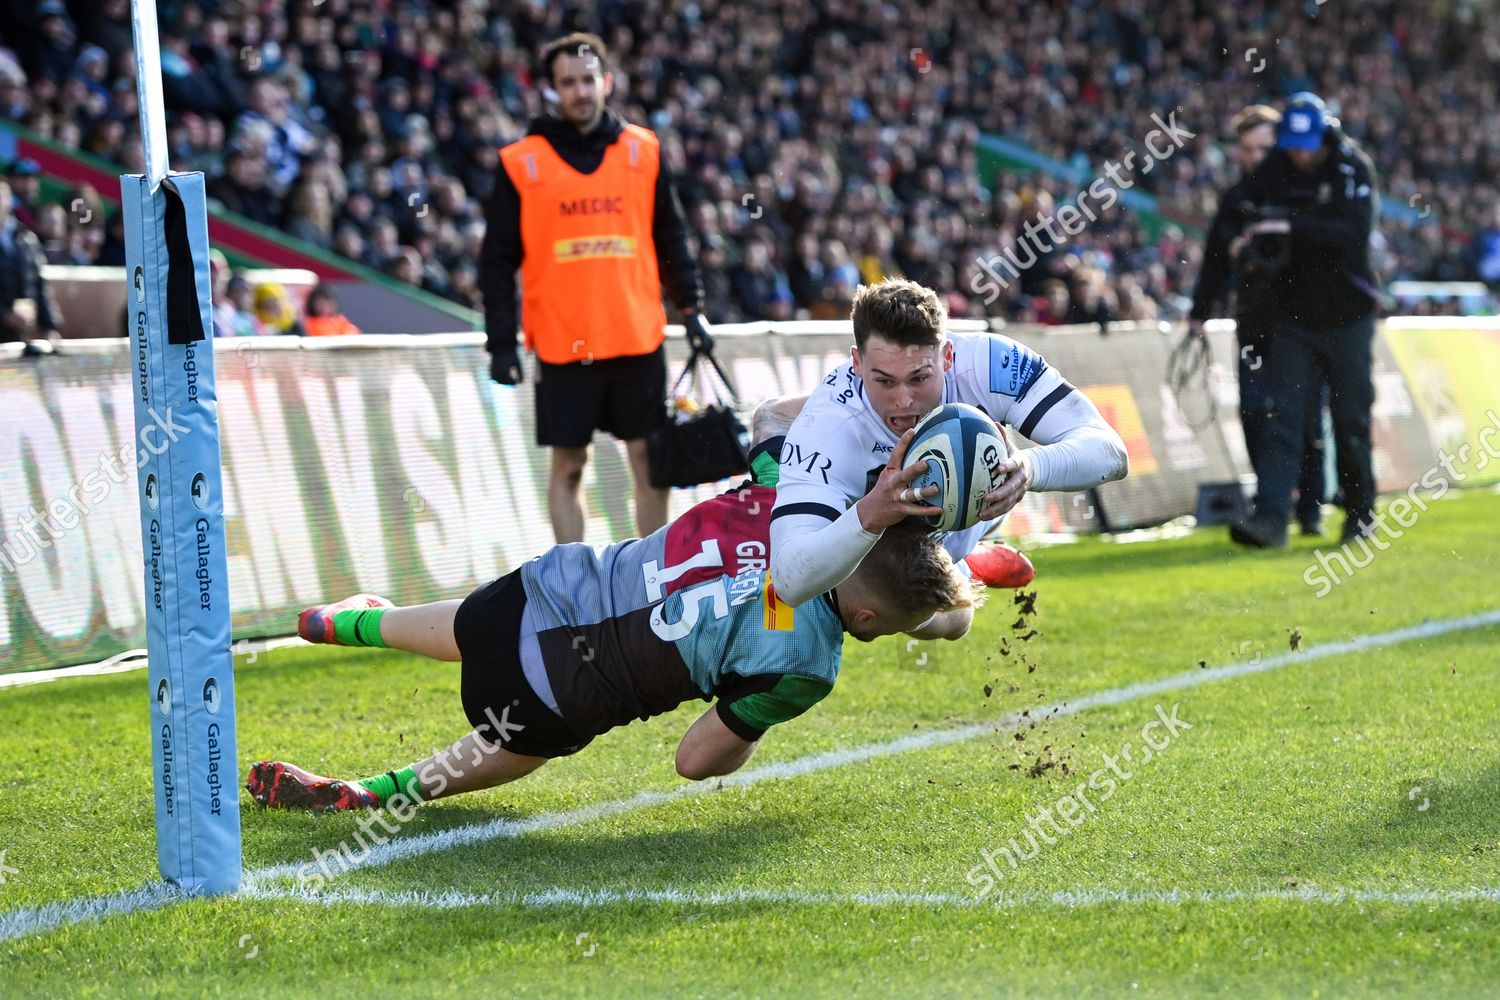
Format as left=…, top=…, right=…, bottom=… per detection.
left=2, top=489, right=1498, bottom=997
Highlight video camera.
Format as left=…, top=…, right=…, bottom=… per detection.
left=1236, top=204, right=1293, bottom=279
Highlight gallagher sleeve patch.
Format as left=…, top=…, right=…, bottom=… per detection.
left=989, top=337, right=1048, bottom=400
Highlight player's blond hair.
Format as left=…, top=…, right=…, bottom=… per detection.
left=858, top=521, right=982, bottom=616
left=851, top=278, right=948, bottom=351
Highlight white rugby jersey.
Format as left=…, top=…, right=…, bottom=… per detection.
left=769, top=329, right=1127, bottom=606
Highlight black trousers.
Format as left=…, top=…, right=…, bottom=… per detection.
left=1238, top=323, right=1327, bottom=522
left=1257, top=317, right=1375, bottom=526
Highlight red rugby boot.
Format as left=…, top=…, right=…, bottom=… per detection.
left=297, top=593, right=393, bottom=645
left=963, top=543, right=1036, bottom=589
left=245, top=760, right=377, bottom=812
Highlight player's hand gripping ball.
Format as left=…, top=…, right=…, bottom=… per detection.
left=907, top=403, right=1010, bottom=531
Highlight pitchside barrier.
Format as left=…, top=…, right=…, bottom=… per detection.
left=0, top=318, right=1495, bottom=675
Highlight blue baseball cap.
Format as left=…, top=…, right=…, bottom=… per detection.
left=1278, top=92, right=1328, bottom=151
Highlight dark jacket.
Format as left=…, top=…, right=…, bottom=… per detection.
left=1189, top=174, right=1250, bottom=324
left=1209, top=135, right=1381, bottom=330
left=0, top=219, right=63, bottom=340
left=478, top=108, right=703, bottom=358
left=207, top=174, right=281, bottom=229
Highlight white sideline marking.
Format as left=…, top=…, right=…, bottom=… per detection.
left=4, top=608, right=1498, bottom=944
left=251, top=883, right=1500, bottom=911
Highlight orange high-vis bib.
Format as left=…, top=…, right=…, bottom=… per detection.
left=500, top=124, right=667, bottom=364
left=303, top=314, right=360, bottom=337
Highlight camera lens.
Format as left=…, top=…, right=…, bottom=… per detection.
left=1244, top=233, right=1292, bottom=275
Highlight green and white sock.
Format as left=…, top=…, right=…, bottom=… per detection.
left=357, top=765, right=423, bottom=806
left=332, top=608, right=387, bottom=648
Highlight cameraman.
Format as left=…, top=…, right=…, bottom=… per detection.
left=1225, top=93, right=1380, bottom=548
left=1190, top=105, right=1328, bottom=536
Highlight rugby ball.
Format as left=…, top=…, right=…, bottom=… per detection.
left=907, top=403, right=1010, bottom=531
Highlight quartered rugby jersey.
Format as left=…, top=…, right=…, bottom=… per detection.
left=518, top=485, right=844, bottom=740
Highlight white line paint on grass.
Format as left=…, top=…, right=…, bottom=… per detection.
left=251, top=883, right=1500, bottom=911
left=5, top=608, right=1498, bottom=944
left=0, top=882, right=188, bottom=944
left=251, top=607, right=1500, bottom=888
left=0, top=637, right=307, bottom=690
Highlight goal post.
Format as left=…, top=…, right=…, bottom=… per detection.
left=126, top=0, right=241, bottom=894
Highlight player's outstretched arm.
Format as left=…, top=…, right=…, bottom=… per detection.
left=676, top=706, right=759, bottom=780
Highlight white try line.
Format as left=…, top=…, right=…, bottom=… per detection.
left=4, top=608, right=1498, bottom=944
left=252, top=883, right=1500, bottom=911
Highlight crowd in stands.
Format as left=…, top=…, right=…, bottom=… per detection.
left=2, top=0, right=1498, bottom=330
left=204, top=248, right=360, bottom=338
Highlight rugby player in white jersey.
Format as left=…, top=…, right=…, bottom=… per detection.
left=767, top=278, right=1128, bottom=640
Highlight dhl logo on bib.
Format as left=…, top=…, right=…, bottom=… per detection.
left=554, top=236, right=637, bottom=262
left=762, top=577, right=795, bottom=631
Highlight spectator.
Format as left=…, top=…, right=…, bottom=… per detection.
left=210, top=252, right=254, bottom=338
left=208, top=149, right=281, bottom=229
left=364, top=216, right=400, bottom=270
left=385, top=245, right=425, bottom=287
left=332, top=225, right=367, bottom=264
left=4, top=158, right=42, bottom=230
left=1066, top=266, right=1115, bottom=330
left=1115, top=274, right=1159, bottom=323
left=76, top=0, right=132, bottom=67
left=235, top=76, right=317, bottom=194
left=786, top=231, right=825, bottom=314
left=447, top=262, right=481, bottom=311
left=1475, top=205, right=1500, bottom=286
left=303, top=283, right=361, bottom=336
left=187, top=19, right=247, bottom=119
left=32, top=203, right=73, bottom=264
left=24, top=1, right=76, bottom=86
left=730, top=238, right=794, bottom=321
left=73, top=44, right=110, bottom=106
left=6, top=0, right=1499, bottom=318
left=1035, top=279, right=1072, bottom=326
left=284, top=177, right=334, bottom=249
left=253, top=282, right=306, bottom=337
left=225, top=274, right=259, bottom=334
left=157, top=28, right=235, bottom=118
left=0, top=177, right=63, bottom=344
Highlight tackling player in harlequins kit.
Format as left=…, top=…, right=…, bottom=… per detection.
left=246, top=460, right=976, bottom=818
